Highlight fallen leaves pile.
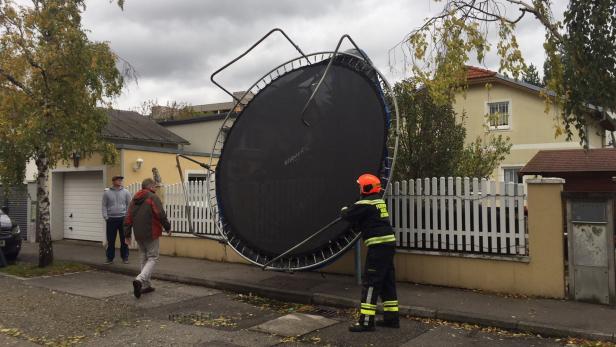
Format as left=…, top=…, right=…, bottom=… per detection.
left=170, top=312, right=238, bottom=328
left=0, top=325, right=87, bottom=347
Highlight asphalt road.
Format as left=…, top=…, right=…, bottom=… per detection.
left=0, top=270, right=584, bottom=346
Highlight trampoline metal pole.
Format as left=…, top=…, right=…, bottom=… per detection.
left=262, top=217, right=342, bottom=270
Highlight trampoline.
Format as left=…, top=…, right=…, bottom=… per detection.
left=203, top=29, right=399, bottom=271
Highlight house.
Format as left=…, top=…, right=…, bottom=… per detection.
left=26, top=109, right=213, bottom=243
left=454, top=66, right=613, bottom=184
left=520, top=148, right=616, bottom=192
left=155, top=92, right=257, bottom=160
left=158, top=113, right=237, bottom=163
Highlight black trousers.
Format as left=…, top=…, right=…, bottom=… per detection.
left=106, top=217, right=129, bottom=261
left=358, top=243, right=398, bottom=326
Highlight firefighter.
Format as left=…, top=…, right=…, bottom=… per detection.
left=342, top=173, right=399, bottom=332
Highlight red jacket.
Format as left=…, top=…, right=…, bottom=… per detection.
left=123, top=188, right=171, bottom=241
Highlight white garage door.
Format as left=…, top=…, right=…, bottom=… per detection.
left=64, top=171, right=105, bottom=241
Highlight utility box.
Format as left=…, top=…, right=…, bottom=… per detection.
left=565, top=193, right=615, bottom=305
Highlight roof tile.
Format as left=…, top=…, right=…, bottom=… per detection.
left=466, top=66, right=497, bottom=80
left=520, top=148, right=616, bottom=174
left=102, top=109, right=189, bottom=145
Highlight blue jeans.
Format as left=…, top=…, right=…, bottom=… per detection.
left=106, top=217, right=129, bottom=261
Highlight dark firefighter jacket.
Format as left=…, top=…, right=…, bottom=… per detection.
left=340, top=193, right=396, bottom=246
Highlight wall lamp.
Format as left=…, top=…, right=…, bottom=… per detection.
left=72, top=152, right=81, bottom=168
left=133, top=158, right=144, bottom=171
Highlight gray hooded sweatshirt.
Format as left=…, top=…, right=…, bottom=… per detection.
left=102, top=186, right=132, bottom=220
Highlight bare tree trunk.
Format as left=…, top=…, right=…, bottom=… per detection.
left=36, top=156, right=53, bottom=267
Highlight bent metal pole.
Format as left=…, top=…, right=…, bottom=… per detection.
left=261, top=217, right=343, bottom=270
left=174, top=154, right=219, bottom=241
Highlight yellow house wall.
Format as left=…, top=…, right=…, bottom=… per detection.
left=121, top=149, right=214, bottom=186
left=53, top=149, right=212, bottom=188
left=454, top=83, right=604, bottom=180
left=53, top=153, right=120, bottom=187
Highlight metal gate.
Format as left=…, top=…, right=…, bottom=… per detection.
left=565, top=193, right=615, bottom=305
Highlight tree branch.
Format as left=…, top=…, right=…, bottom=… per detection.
left=505, top=0, right=563, bottom=43
left=0, top=68, right=34, bottom=97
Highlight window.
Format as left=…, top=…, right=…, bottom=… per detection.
left=504, top=167, right=522, bottom=184
left=488, top=101, right=510, bottom=129
left=503, top=167, right=523, bottom=199
left=187, top=173, right=208, bottom=182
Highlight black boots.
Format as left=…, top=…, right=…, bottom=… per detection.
left=132, top=280, right=142, bottom=298
left=348, top=322, right=375, bottom=332
left=349, top=318, right=400, bottom=332
left=375, top=319, right=400, bottom=328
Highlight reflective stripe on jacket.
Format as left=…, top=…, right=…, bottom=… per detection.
left=340, top=193, right=395, bottom=246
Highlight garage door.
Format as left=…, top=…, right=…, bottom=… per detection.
left=64, top=171, right=105, bottom=241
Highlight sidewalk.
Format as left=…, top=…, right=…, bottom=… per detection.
left=20, top=241, right=616, bottom=342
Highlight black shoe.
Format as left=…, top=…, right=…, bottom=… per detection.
left=132, top=280, right=142, bottom=299
left=376, top=320, right=400, bottom=328
left=348, top=323, right=375, bottom=332
left=104, top=259, right=113, bottom=265
left=141, top=286, right=155, bottom=294
left=122, top=259, right=129, bottom=264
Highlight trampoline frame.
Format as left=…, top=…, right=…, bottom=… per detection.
left=204, top=29, right=400, bottom=271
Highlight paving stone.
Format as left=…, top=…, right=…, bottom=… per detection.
left=300, top=316, right=430, bottom=346
left=149, top=293, right=283, bottom=331
left=25, top=271, right=134, bottom=299
left=82, top=319, right=281, bottom=347
left=108, top=282, right=220, bottom=309
left=400, top=326, right=563, bottom=347
left=250, top=313, right=339, bottom=337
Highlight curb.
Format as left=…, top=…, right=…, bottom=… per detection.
left=436, top=309, right=518, bottom=331
left=82, top=261, right=615, bottom=343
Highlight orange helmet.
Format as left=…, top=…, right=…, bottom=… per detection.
left=357, top=174, right=382, bottom=195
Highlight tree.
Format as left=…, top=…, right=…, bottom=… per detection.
left=456, top=135, right=512, bottom=178
left=134, top=99, right=199, bottom=121
left=395, top=0, right=616, bottom=145
left=522, top=63, right=542, bottom=87
left=0, top=0, right=128, bottom=266
left=392, top=80, right=511, bottom=180
left=393, top=81, right=466, bottom=180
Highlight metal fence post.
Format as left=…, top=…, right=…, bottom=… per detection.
left=355, top=240, right=362, bottom=285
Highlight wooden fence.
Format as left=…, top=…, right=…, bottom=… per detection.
left=126, top=182, right=218, bottom=237
left=387, top=177, right=527, bottom=256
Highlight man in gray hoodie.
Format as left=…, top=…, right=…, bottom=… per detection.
left=102, top=175, right=132, bottom=264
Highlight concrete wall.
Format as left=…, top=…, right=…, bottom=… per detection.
left=454, top=83, right=604, bottom=180
left=159, top=179, right=566, bottom=298
left=162, top=119, right=228, bottom=154
left=158, top=235, right=249, bottom=264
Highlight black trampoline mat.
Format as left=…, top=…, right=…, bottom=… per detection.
left=216, top=60, right=387, bottom=257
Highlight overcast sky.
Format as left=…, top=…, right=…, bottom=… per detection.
left=80, top=0, right=568, bottom=111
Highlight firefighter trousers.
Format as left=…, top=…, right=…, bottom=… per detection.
left=358, top=243, right=398, bottom=327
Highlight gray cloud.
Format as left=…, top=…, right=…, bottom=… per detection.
left=78, top=0, right=558, bottom=109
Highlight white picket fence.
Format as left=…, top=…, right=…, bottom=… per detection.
left=126, top=176, right=528, bottom=256
left=126, top=181, right=218, bottom=237
left=387, top=177, right=527, bottom=256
